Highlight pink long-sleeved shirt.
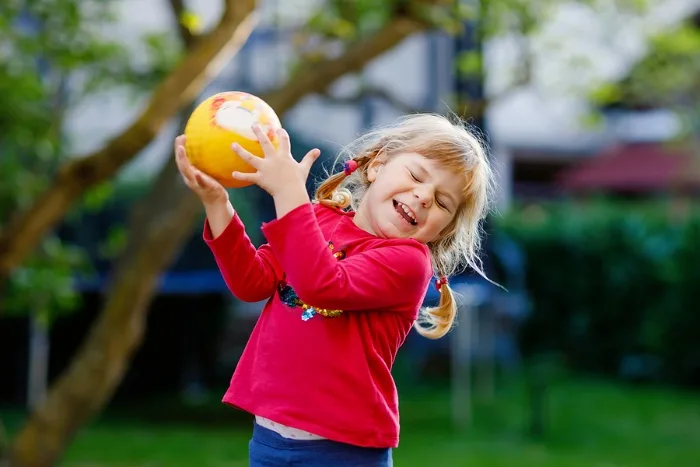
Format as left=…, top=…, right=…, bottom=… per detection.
left=204, top=202, right=432, bottom=448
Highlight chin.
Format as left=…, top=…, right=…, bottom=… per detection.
left=369, top=222, right=393, bottom=239
left=385, top=224, right=416, bottom=240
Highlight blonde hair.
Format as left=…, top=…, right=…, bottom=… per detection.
left=314, top=113, right=497, bottom=339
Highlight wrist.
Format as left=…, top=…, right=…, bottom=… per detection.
left=204, top=200, right=235, bottom=239
left=273, top=183, right=310, bottom=219
left=204, top=198, right=233, bottom=215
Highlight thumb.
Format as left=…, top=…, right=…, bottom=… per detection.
left=300, top=148, right=321, bottom=173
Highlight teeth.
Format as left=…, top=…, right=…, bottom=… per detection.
left=399, top=202, right=416, bottom=222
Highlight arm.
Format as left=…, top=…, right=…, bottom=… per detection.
left=261, top=202, right=433, bottom=311
left=203, top=202, right=283, bottom=303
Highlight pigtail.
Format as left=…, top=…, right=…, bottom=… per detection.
left=315, top=171, right=351, bottom=208
left=314, top=153, right=374, bottom=209
left=414, top=276, right=457, bottom=339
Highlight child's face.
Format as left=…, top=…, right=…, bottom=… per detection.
left=354, top=152, right=463, bottom=243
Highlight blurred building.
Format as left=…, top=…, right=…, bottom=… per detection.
left=555, top=8, right=700, bottom=198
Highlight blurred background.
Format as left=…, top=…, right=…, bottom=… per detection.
left=1, top=0, right=699, bottom=465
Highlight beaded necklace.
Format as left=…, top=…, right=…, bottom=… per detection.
left=277, top=241, right=347, bottom=321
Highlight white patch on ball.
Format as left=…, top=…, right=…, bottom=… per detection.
left=214, top=101, right=260, bottom=140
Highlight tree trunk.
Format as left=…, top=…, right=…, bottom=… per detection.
left=9, top=157, right=203, bottom=467
left=7, top=9, right=438, bottom=467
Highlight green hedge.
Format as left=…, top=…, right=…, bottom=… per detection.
left=496, top=200, right=700, bottom=387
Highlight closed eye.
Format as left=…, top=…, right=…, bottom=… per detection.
left=409, top=168, right=450, bottom=210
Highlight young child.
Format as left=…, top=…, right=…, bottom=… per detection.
left=174, top=113, right=495, bottom=466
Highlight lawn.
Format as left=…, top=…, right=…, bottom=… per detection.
left=4, top=376, right=700, bottom=466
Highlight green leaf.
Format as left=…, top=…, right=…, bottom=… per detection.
left=456, top=50, right=482, bottom=79
left=83, top=182, right=115, bottom=212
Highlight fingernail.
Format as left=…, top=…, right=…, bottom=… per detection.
left=231, top=143, right=238, bottom=150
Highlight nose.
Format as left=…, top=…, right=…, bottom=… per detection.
left=413, top=184, right=434, bottom=208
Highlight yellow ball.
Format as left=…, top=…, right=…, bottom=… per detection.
left=184, top=91, right=282, bottom=188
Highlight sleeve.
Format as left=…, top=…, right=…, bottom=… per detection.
left=261, top=202, right=433, bottom=311
left=203, top=212, right=284, bottom=303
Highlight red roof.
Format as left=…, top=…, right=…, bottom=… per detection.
left=557, top=143, right=700, bottom=192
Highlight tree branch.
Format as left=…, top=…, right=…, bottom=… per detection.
left=321, top=85, right=426, bottom=114
left=0, top=0, right=258, bottom=286
left=263, top=15, right=430, bottom=111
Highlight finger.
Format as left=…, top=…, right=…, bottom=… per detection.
left=251, top=124, right=276, bottom=157
left=173, top=134, right=182, bottom=155
left=174, top=136, right=184, bottom=165
left=277, top=128, right=291, bottom=157
left=232, top=143, right=263, bottom=169
left=175, top=146, right=197, bottom=185
left=299, top=148, right=321, bottom=173
left=174, top=134, right=185, bottom=152
left=231, top=171, right=260, bottom=185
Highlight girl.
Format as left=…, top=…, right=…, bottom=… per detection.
left=174, top=113, right=495, bottom=466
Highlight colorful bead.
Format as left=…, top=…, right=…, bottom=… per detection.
left=301, top=308, right=316, bottom=321
left=343, top=160, right=358, bottom=176
left=278, top=284, right=299, bottom=307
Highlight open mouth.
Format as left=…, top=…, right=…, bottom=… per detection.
left=393, top=200, right=417, bottom=226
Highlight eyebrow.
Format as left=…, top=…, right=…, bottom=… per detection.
left=414, top=162, right=459, bottom=208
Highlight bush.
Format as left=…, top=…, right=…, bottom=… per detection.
left=497, top=199, right=700, bottom=387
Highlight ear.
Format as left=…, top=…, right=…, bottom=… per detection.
left=366, top=154, right=386, bottom=183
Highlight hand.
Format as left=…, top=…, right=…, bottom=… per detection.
left=174, top=134, right=229, bottom=206
left=231, top=125, right=321, bottom=197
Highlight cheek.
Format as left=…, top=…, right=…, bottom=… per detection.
left=428, top=210, right=455, bottom=231
left=369, top=183, right=393, bottom=202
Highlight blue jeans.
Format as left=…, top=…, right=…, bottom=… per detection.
left=249, top=422, right=393, bottom=466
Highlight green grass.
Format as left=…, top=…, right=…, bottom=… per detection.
left=4, top=376, right=700, bottom=466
